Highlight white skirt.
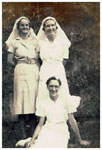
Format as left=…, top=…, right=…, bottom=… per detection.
left=37, top=60, right=80, bottom=112
left=16, top=122, right=70, bottom=148
left=13, top=63, right=39, bottom=115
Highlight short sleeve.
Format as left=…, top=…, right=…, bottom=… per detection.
left=35, top=100, right=46, bottom=117
left=63, top=40, right=71, bottom=59
left=66, top=96, right=81, bottom=114
left=7, top=40, right=16, bottom=54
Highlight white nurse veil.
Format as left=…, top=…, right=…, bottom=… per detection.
left=37, top=16, right=71, bottom=48
left=6, top=16, right=37, bottom=48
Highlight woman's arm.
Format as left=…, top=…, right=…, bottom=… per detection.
left=8, top=53, right=15, bottom=67
left=34, top=39, right=40, bottom=53
left=63, top=59, right=68, bottom=66
left=26, top=117, right=45, bottom=148
left=68, top=113, right=90, bottom=146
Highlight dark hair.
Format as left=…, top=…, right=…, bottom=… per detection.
left=46, top=76, right=61, bottom=87
left=43, top=19, right=58, bottom=31
left=17, top=18, right=31, bottom=30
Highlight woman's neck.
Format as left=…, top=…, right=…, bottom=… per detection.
left=50, top=94, right=58, bottom=102
left=20, top=33, right=29, bottom=40
left=47, top=34, right=56, bottom=42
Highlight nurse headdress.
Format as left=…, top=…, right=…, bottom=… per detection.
left=6, top=16, right=37, bottom=48
left=37, top=16, right=71, bottom=49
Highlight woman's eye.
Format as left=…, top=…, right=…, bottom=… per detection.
left=20, top=24, right=29, bottom=27
left=46, top=25, right=50, bottom=28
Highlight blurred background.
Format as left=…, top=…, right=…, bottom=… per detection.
left=2, top=2, right=100, bottom=148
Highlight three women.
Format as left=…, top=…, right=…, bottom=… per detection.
left=6, top=16, right=90, bottom=147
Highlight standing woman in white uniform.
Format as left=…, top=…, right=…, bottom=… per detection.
left=36, top=16, right=80, bottom=108
left=6, top=16, right=40, bottom=138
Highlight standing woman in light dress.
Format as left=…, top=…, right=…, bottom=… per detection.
left=36, top=16, right=80, bottom=107
left=6, top=16, right=40, bottom=139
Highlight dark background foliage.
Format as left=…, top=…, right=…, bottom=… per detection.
left=2, top=2, right=100, bottom=148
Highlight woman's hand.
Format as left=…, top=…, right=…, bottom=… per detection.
left=24, top=140, right=35, bottom=148
left=24, top=117, right=45, bottom=148
left=79, top=140, right=90, bottom=146
left=8, top=53, right=15, bottom=67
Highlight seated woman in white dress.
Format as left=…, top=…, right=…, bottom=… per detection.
left=16, top=76, right=90, bottom=148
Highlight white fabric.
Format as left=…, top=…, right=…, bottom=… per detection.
left=15, top=96, right=80, bottom=148
left=16, top=96, right=71, bottom=148
left=36, top=96, right=79, bottom=120
left=36, top=94, right=80, bottom=117
left=30, top=123, right=69, bottom=148
left=6, top=16, right=37, bottom=48
left=12, top=38, right=39, bottom=114
left=37, top=16, right=71, bottom=50
left=39, top=36, right=69, bottom=61
left=14, top=64, right=39, bottom=114
left=8, top=37, right=39, bottom=59
left=36, top=16, right=80, bottom=113
left=6, top=17, right=39, bottom=115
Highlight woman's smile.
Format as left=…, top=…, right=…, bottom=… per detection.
left=44, top=20, right=57, bottom=37
left=19, top=19, right=30, bottom=34
left=47, top=80, right=60, bottom=100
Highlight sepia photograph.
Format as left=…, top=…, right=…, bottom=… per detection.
left=2, top=1, right=100, bottom=148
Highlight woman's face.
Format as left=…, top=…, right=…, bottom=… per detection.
left=47, top=79, right=60, bottom=100
left=18, top=19, right=30, bottom=35
left=43, top=19, right=57, bottom=37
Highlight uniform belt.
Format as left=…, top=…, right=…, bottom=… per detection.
left=17, top=57, right=37, bottom=64
left=47, top=121, right=66, bottom=124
